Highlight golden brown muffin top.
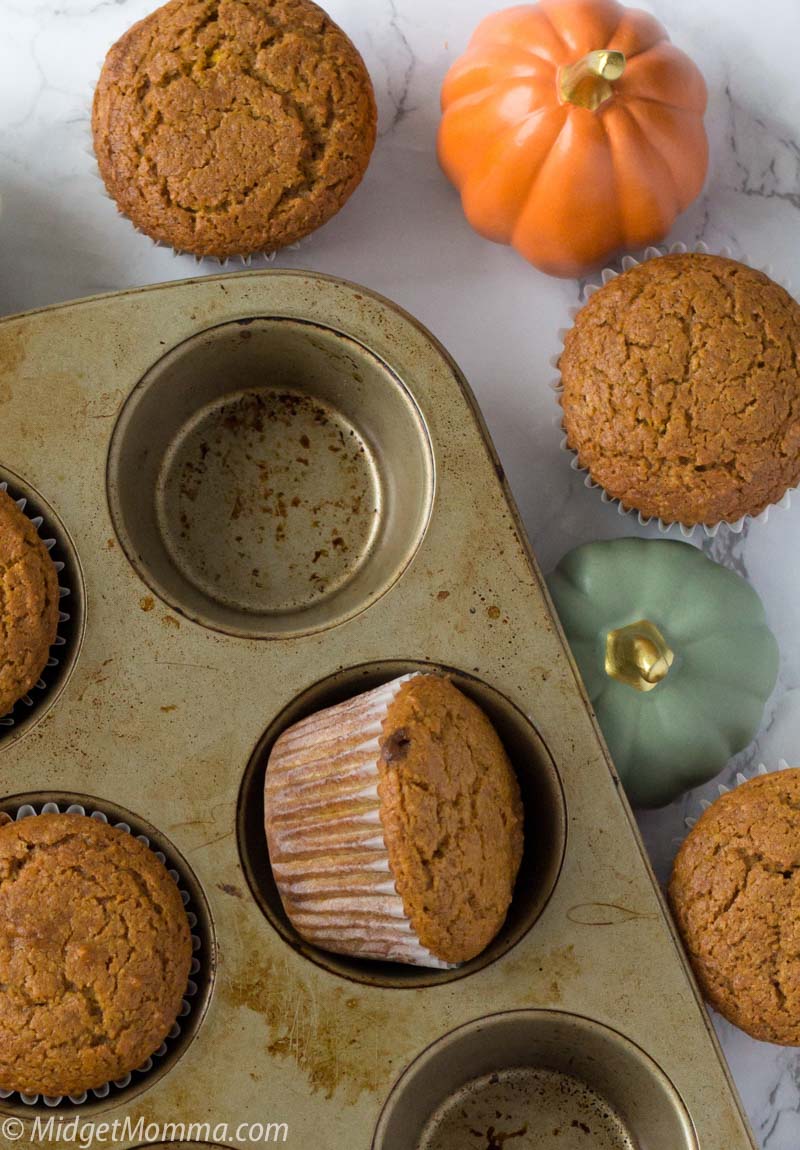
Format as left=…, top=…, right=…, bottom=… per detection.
left=92, top=0, right=377, bottom=258
left=560, top=254, right=800, bottom=525
left=0, top=813, right=192, bottom=1096
left=669, top=769, right=800, bottom=1045
left=0, top=488, right=59, bottom=719
left=377, top=676, right=524, bottom=965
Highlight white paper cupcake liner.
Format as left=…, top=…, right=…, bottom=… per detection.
left=551, top=241, right=798, bottom=538
left=82, top=88, right=305, bottom=267
left=0, top=800, right=202, bottom=1108
left=0, top=480, right=73, bottom=730
left=685, top=759, right=795, bottom=831
left=266, top=672, right=455, bottom=970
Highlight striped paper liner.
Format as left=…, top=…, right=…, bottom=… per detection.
left=685, top=760, right=796, bottom=830
left=265, top=673, right=453, bottom=969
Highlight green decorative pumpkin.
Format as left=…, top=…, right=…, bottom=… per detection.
left=548, top=539, right=779, bottom=808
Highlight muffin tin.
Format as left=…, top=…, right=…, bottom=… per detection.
left=0, top=271, right=756, bottom=1148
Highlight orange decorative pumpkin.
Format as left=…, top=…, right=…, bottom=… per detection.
left=438, top=0, right=708, bottom=277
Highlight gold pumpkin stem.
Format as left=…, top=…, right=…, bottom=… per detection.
left=559, top=50, right=626, bottom=111
left=605, top=620, right=674, bottom=693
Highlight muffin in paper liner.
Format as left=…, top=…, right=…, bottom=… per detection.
left=684, top=759, right=794, bottom=830
left=669, top=760, right=800, bottom=1046
left=0, top=800, right=203, bottom=1108
left=80, top=89, right=305, bottom=268
left=266, top=673, right=453, bottom=970
left=265, top=671, right=526, bottom=971
left=550, top=241, right=798, bottom=539
left=0, top=480, right=73, bottom=733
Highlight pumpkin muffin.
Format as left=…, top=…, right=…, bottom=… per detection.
left=0, top=813, right=192, bottom=1096
left=0, top=488, right=59, bottom=719
left=92, top=0, right=377, bottom=258
left=669, top=769, right=800, bottom=1045
left=265, top=674, right=524, bottom=967
left=559, top=254, right=800, bottom=525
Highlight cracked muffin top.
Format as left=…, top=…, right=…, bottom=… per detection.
left=0, top=488, right=59, bottom=720
left=669, top=769, right=800, bottom=1045
left=266, top=673, right=525, bottom=967
left=376, top=676, right=524, bottom=964
left=0, top=813, right=192, bottom=1096
left=559, top=254, right=800, bottom=525
left=92, top=0, right=377, bottom=258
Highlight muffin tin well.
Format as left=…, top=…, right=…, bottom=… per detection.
left=238, top=660, right=566, bottom=988
left=0, top=271, right=757, bottom=1148
left=107, top=318, right=433, bottom=638
left=0, top=469, right=84, bottom=748
left=374, top=1011, right=697, bottom=1149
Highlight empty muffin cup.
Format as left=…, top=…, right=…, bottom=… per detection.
left=0, top=795, right=213, bottom=1115
left=0, top=470, right=84, bottom=746
left=373, top=1010, right=697, bottom=1150
left=107, top=318, right=434, bottom=638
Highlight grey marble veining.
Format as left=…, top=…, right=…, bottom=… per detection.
left=0, top=0, right=799, bottom=1145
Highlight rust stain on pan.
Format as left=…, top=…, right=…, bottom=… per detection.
left=225, top=951, right=404, bottom=1103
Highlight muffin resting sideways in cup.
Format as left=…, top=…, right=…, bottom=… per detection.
left=265, top=674, right=524, bottom=968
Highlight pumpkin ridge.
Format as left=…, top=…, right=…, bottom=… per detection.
left=537, top=1, right=572, bottom=55
left=604, top=103, right=680, bottom=246
left=618, top=104, right=707, bottom=209
left=604, top=8, right=629, bottom=54
left=541, top=0, right=627, bottom=57
left=604, top=7, right=669, bottom=58
left=449, top=43, right=556, bottom=90
left=509, top=110, right=576, bottom=244
left=464, top=106, right=569, bottom=239
left=620, top=91, right=708, bottom=116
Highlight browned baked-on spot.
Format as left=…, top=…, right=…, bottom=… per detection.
left=92, top=0, right=377, bottom=258
left=0, top=813, right=192, bottom=1096
left=560, top=254, right=800, bottom=525
left=0, top=489, right=59, bottom=718
left=669, top=769, right=800, bottom=1045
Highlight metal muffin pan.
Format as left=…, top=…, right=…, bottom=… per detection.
left=0, top=271, right=755, bottom=1148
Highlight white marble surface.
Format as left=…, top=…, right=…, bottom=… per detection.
left=1, top=0, right=799, bottom=1144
